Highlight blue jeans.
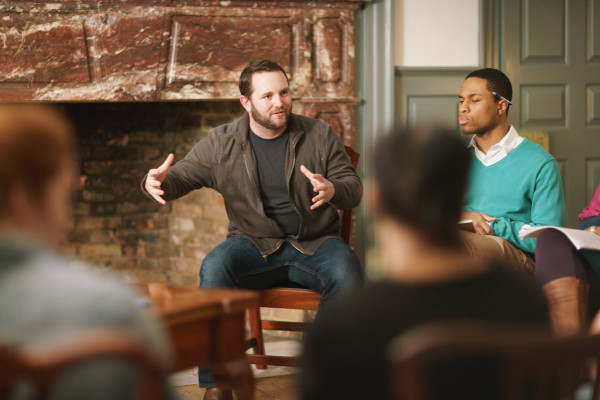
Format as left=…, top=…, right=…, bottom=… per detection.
left=197, top=235, right=363, bottom=388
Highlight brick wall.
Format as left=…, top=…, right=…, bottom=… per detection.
left=60, top=102, right=244, bottom=286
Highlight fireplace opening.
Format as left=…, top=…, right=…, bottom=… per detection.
left=60, top=101, right=244, bottom=286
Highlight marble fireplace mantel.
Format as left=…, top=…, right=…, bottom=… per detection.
left=0, top=0, right=368, bottom=146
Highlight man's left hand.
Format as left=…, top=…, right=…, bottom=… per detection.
left=300, top=165, right=335, bottom=210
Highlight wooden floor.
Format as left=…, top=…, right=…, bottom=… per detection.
left=174, top=374, right=300, bottom=400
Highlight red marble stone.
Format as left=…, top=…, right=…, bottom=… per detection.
left=84, top=7, right=164, bottom=78
left=301, top=98, right=360, bottom=148
left=164, top=15, right=295, bottom=84
left=0, top=14, right=89, bottom=83
left=0, top=1, right=365, bottom=101
left=314, top=18, right=342, bottom=83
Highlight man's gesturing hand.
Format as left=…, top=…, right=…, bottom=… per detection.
left=145, top=153, right=174, bottom=205
left=300, top=165, right=335, bottom=210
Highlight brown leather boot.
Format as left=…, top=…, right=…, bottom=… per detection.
left=542, top=276, right=590, bottom=336
left=203, top=388, right=233, bottom=400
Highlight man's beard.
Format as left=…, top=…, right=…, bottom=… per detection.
left=250, top=105, right=292, bottom=131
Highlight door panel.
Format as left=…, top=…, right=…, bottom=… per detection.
left=503, top=0, right=600, bottom=227
left=521, top=0, right=565, bottom=63
left=588, top=0, right=600, bottom=62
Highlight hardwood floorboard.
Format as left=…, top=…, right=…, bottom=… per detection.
left=173, top=374, right=300, bottom=400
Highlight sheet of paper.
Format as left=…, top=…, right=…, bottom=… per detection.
left=458, top=219, right=475, bottom=232
left=518, top=225, right=600, bottom=251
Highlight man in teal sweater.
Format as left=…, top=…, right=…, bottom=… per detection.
left=459, top=68, right=565, bottom=275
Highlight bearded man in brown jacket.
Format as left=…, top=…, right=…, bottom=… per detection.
left=143, top=59, right=363, bottom=400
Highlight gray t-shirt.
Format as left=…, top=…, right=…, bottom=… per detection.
left=249, top=128, right=301, bottom=235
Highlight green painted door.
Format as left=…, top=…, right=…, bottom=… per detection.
left=502, top=0, right=600, bottom=227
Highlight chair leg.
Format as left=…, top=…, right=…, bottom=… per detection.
left=247, top=307, right=267, bottom=369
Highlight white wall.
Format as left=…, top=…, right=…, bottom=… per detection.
left=394, top=0, right=480, bottom=67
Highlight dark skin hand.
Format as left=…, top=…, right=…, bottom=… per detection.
left=461, top=211, right=497, bottom=235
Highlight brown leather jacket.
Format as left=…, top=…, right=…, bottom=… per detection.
left=158, top=112, right=362, bottom=258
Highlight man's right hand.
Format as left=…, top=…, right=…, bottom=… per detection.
left=461, top=211, right=497, bottom=236
left=145, top=153, right=174, bottom=205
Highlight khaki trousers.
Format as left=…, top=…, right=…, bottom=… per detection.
left=460, top=231, right=535, bottom=276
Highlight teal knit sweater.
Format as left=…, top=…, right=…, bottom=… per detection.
left=464, top=138, right=565, bottom=253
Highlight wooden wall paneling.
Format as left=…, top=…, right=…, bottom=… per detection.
left=503, top=0, right=600, bottom=226
left=521, top=0, right=566, bottom=64
left=520, top=84, right=567, bottom=128
left=406, top=95, right=460, bottom=131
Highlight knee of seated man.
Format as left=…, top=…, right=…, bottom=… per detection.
left=199, top=256, right=234, bottom=287
left=325, top=259, right=363, bottom=288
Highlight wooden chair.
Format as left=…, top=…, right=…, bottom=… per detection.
left=388, top=320, right=600, bottom=400
left=0, top=329, right=164, bottom=400
left=245, top=145, right=360, bottom=369
left=521, top=130, right=550, bottom=152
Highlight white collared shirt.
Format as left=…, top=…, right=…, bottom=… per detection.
left=469, top=125, right=524, bottom=166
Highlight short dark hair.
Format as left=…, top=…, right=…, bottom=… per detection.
left=238, top=60, right=289, bottom=98
left=373, top=126, right=471, bottom=248
left=466, top=68, right=513, bottom=102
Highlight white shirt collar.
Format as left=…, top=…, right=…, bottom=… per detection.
left=469, top=125, right=523, bottom=166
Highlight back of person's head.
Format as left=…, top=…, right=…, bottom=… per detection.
left=0, top=104, right=76, bottom=243
left=466, top=68, right=513, bottom=103
left=373, top=126, right=471, bottom=248
left=239, top=59, right=289, bottom=98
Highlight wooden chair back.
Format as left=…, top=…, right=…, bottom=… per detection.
left=0, top=329, right=164, bottom=400
left=340, top=145, right=360, bottom=246
left=389, top=321, right=600, bottom=400
left=246, top=145, right=359, bottom=368
left=521, top=130, right=550, bottom=152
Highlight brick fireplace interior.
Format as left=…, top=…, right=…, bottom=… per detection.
left=61, top=101, right=243, bottom=286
